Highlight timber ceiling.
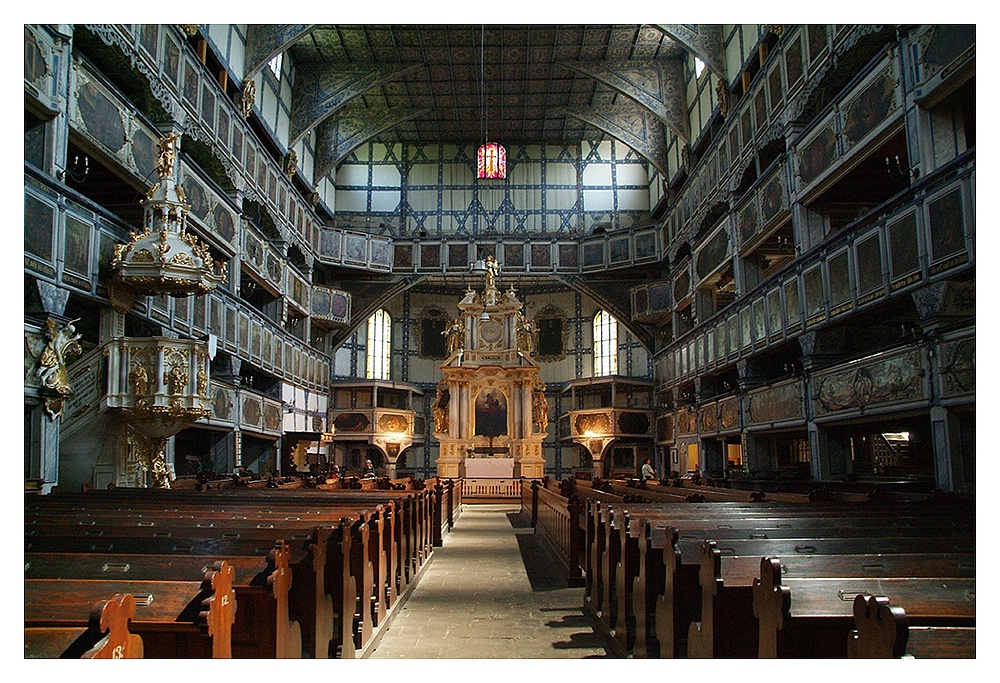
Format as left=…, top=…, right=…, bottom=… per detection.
left=284, top=24, right=686, bottom=146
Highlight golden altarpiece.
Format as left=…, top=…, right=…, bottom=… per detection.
left=433, top=257, right=548, bottom=479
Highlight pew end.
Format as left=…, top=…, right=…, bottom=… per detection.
left=849, top=594, right=976, bottom=658
left=24, top=593, right=144, bottom=659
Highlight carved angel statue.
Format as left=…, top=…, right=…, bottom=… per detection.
left=516, top=313, right=538, bottom=354
left=443, top=317, right=465, bottom=354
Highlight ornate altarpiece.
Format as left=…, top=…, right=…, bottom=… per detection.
left=434, top=257, right=547, bottom=479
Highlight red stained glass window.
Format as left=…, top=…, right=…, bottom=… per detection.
left=477, top=142, right=506, bottom=179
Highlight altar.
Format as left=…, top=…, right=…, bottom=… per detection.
left=464, top=457, right=515, bottom=478
left=432, top=255, right=548, bottom=482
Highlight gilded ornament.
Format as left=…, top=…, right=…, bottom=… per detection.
left=36, top=317, right=83, bottom=400
left=170, top=251, right=195, bottom=266
left=155, top=227, right=172, bottom=261
left=197, top=366, right=208, bottom=396
left=241, top=80, right=256, bottom=118
left=716, top=79, right=730, bottom=118
left=43, top=397, right=65, bottom=420
left=284, top=151, right=298, bottom=179
left=178, top=24, right=200, bottom=37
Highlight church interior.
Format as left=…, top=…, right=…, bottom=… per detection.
left=24, top=23, right=976, bottom=660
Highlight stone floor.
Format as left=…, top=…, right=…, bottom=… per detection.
left=367, top=504, right=613, bottom=659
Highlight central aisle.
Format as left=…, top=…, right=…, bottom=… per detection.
left=368, top=504, right=612, bottom=659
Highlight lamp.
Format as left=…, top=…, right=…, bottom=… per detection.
left=477, top=142, right=506, bottom=179
left=476, top=26, right=506, bottom=180
left=480, top=311, right=490, bottom=322
left=886, top=154, right=918, bottom=181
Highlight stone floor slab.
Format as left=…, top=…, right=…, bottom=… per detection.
left=368, top=504, right=612, bottom=659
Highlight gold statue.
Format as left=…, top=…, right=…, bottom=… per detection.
left=483, top=255, right=500, bottom=291
left=155, top=132, right=181, bottom=179
left=433, top=383, right=450, bottom=433
left=516, top=313, right=537, bottom=354
left=166, top=364, right=188, bottom=395
left=532, top=377, right=549, bottom=433
left=443, top=317, right=465, bottom=354
left=131, top=364, right=149, bottom=396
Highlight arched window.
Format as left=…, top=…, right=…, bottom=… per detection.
left=268, top=52, right=283, bottom=79
left=694, top=56, right=705, bottom=79
left=366, top=309, right=391, bottom=380
left=593, top=310, right=618, bottom=377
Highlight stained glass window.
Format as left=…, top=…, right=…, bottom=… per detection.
left=477, top=142, right=506, bottom=179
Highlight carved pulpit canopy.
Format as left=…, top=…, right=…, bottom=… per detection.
left=111, top=131, right=226, bottom=306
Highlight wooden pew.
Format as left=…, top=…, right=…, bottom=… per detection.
left=584, top=498, right=974, bottom=657
left=529, top=480, right=586, bottom=588
left=25, top=502, right=373, bottom=658
left=69, top=485, right=436, bottom=589
left=24, top=541, right=301, bottom=658
left=689, top=542, right=976, bottom=658
left=848, top=594, right=976, bottom=658
left=25, top=592, right=144, bottom=659
left=25, top=486, right=438, bottom=658
left=752, top=555, right=975, bottom=658
left=25, top=562, right=236, bottom=658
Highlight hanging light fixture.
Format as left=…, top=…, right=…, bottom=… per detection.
left=477, top=141, right=506, bottom=180
left=477, top=25, right=506, bottom=180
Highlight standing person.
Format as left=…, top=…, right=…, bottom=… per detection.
left=641, top=458, right=656, bottom=480
left=363, top=458, right=376, bottom=478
